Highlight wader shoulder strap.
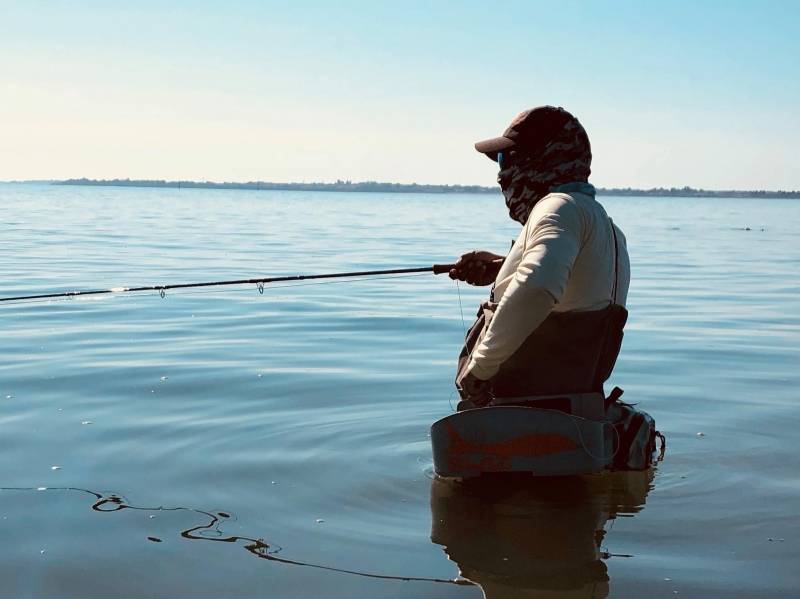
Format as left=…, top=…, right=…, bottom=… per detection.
left=611, top=221, right=619, bottom=305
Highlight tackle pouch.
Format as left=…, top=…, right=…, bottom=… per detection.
left=606, top=387, right=665, bottom=470
left=454, top=300, right=497, bottom=399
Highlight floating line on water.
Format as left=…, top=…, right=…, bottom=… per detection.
left=0, top=486, right=473, bottom=587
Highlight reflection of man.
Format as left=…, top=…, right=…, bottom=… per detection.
left=451, top=107, right=630, bottom=407
left=430, top=471, right=653, bottom=598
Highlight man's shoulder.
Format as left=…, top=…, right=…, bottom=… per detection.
left=524, top=193, right=585, bottom=238
left=528, top=192, right=586, bottom=224
left=532, top=192, right=578, bottom=213
left=546, top=190, right=612, bottom=219
left=526, top=191, right=615, bottom=240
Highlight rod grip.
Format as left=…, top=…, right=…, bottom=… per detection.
left=432, top=263, right=457, bottom=275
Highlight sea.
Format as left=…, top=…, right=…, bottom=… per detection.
left=1, top=182, right=798, bottom=598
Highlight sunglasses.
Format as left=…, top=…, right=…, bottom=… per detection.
left=496, top=151, right=515, bottom=170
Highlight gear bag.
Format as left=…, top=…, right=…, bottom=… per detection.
left=606, top=387, right=665, bottom=470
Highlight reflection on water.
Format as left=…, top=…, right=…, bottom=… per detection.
left=431, top=470, right=654, bottom=598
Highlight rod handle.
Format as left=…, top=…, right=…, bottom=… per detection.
left=432, top=263, right=457, bottom=275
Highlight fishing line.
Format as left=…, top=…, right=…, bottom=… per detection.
left=455, top=280, right=466, bottom=337
left=447, top=281, right=469, bottom=412
left=0, top=486, right=473, bottom=587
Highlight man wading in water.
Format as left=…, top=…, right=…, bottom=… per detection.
left=451, top=106, right=631, bottom=409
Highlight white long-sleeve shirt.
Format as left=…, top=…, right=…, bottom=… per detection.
left=467, top=190, right=630, bottom=381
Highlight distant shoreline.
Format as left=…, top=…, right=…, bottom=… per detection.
left=7, top=178, right=800, bottom=199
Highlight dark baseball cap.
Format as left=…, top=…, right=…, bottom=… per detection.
left=474, top=105, right=576, bottom=161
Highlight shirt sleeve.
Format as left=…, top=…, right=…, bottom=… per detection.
left=466, top=195, right=584, bottom=380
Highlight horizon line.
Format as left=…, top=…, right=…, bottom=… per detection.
left=2, top=177, right=799, bottom=195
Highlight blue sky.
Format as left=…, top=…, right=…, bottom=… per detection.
left=2, top=1, right=798, bottom=189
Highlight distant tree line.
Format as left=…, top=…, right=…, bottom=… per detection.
left=597, top=185, right=800, bottom=198
left=58, top=178, right=493, bottom=194
left=57, top=178, right=800, bottom=199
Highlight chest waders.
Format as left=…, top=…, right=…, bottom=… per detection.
left=432, top=224, right=664, bottom=477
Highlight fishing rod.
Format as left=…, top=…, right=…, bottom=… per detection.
left=0, top=263, right=457, bottom=303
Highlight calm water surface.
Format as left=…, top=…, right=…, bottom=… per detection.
left=1, top=183, right=798, bottom=598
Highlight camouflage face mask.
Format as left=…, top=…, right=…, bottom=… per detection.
left=498, top=116, right=592, bottom=224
